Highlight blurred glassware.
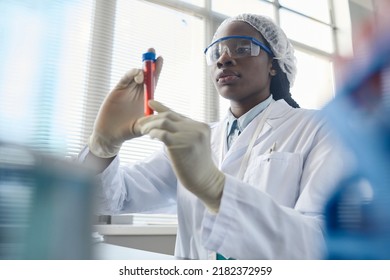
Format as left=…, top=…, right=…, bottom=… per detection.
left=322, top=10, right=390, bottom=259
left=0, top=142, right=94, bottom=259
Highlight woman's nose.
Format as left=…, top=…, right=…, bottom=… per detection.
left=216, top=48, right=235, bottom=67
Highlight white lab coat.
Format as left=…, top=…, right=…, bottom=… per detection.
left=84, top=99, right=350, bottom=259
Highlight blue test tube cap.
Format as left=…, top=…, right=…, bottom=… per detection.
left=142, top=52, right=156, bottom=62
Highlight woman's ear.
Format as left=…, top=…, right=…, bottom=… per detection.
left=270, top=59, right=278, bottom=76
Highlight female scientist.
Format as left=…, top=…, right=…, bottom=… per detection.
left=82, top=14, right=349, bottom=259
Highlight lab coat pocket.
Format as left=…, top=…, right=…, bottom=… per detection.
left=243, top=152, right=302, bottom=207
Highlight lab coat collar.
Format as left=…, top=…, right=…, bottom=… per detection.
left=226, top=95, right=274, bottom=134
left=212, top=99, right=294, bottom=167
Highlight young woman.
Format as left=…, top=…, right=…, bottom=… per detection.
left=82, top=14, right=349, bottom=259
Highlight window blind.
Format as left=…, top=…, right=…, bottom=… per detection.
left=0, top=0, right=94, bottom=157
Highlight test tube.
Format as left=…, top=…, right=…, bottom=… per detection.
left=142, top=52, right=156, bottom=116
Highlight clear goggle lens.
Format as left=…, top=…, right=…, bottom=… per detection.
left=204, top=36, right=273, bottom=66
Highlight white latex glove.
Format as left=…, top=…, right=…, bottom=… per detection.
left=138, top=100, right=225, bottom=213
left=88, top=49, right=163, bottom=158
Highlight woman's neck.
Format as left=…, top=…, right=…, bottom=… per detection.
left=229, top=94, right=271, bottom=118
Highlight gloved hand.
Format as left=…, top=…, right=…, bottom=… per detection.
left=138, top=100, right=225, bottom=213
left=88, top=49, right=163, bottom=158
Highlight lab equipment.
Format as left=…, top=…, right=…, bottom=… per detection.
left=143, top=52, right=156, bottom=116
left=322, top=22, right=390, bottom=259
left=204, top=35, right=274, bottom=66
left=0, top=142, right=94, bottom=259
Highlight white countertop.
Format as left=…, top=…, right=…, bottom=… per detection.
left=93, top=224, right=177, bottom=236
left=93, top=242, right=176, bottom=260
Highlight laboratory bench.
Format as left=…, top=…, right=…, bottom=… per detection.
left=93, top=242, right=176, bottom=260
left=93, top=224, right=177, bottom=255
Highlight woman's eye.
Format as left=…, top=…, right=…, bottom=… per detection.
left=235, top=47, right=251, bottom=55
left=211, top=48, right=220, bottom=59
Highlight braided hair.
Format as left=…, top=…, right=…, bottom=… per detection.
left=270, top=60, right=300, bottom=108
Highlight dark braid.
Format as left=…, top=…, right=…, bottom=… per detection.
left=270, top=60, right=300, bottom=108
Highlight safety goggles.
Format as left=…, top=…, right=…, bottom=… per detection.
left=204, top=35, right=274, bottom=66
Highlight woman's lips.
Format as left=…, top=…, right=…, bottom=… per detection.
left=218, top=75, right=240, bottom=84
left=216, top=71, right=240, bottom=85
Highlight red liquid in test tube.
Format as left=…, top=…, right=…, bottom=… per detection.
left=142, top=52, right=156, bottom=116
